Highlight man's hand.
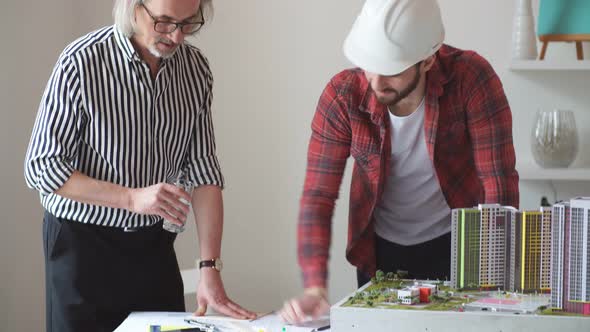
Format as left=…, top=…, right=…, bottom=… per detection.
left=194, top=268, right=256, bottom=319
left=127, top=183, right=192, bottom=225
left=280, top=287, right=330, bottom=324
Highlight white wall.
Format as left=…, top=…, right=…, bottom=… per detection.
left=437, top=0, right=590, bottom=210
left=2, top=0, right=589, bottom=330
left=0, top=0, right=82, bottom=329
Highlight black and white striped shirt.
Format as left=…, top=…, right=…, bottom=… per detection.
left=25, top=26, right=224, bottom=228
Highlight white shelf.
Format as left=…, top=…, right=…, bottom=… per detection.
left=517, top=164, right=590, bottom=181
left=510, top=60, right=590, bottom=71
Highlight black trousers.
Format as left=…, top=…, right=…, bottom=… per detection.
left=357, top=232, right=452, bottom=288
left=43, top=211, right=185, bottom=332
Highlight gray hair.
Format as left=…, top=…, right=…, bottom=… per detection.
left=113, top=0, right=214, bottom=37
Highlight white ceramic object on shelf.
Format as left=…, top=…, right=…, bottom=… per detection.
left=511, top=0, right=538, bottom=60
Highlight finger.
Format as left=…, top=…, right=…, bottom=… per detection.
left=291, top=299, right=307, bottom=324
left=155, top=207, right=181, bottom=225
left=210, top=300, right=245, bottom=319
left=163, top=184, right=192, bottom=207
left=194, top=297, right=207, bottom=316
left=226, top=300, right=257, bottom=319
left=284, top=300, right=306, bottom=325
left=159, top=186, right=190, bottom=215
left=164, top=199, right=189, bottom=219
left=170, top=185, right=193, bottom=203
left=156, top=206, right=185, bottom=226
left=280, top=301, right=296, bottom=324
left=158, top=196, right=188, bottom=222
left=164, top=205, right=187, bottom=224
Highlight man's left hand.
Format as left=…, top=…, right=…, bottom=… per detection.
left=194, top=268, right=257, bottom=319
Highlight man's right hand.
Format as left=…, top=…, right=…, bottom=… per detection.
left=127, top=183, right=192, bottom=225
left=279, top=287, right=330, bottom=324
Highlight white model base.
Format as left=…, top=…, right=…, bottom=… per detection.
left=330, top=284, right=589, bottom=332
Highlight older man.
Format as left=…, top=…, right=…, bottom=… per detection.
left=24, top=1, right=255, bottom=331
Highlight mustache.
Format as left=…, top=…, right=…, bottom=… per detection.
left=157, top=38, right=176, bottom=46
left=380, top=88, right=398, bottom=94
left=371, top=86, right=398, bottom=95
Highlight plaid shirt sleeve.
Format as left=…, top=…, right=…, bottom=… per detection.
left=464, top=54, right=519, bottom=208
left=298, top=79, right=352, bottom=289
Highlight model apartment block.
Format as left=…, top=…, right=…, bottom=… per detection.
left=450, top=197, right=590, bottom=315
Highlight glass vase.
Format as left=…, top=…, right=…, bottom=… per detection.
left=530, top=109, right=578, bottom=168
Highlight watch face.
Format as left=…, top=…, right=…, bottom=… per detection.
left=214, top=259, right=223, bottom=271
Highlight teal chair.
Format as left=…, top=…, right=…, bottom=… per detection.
left=537, top=0, right=590, bottom=60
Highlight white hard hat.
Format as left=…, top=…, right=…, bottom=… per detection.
left=343, top=0, right=445, bottom=76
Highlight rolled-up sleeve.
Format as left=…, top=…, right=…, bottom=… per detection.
left=24, top=54, right=83, bottom=196
left=184, top=71, right=224, bottom=188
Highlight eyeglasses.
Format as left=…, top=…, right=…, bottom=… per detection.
left=141, top=3, right=205, bottom=35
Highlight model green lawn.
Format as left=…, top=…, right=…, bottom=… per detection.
left=342, top=276, right=475, bottom=311
left=341, top=271, right=588, bottom=317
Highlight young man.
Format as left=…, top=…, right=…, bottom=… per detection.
left=281, top=0, right=519, bottom=323
left=24, top=1, right=255, bottom=331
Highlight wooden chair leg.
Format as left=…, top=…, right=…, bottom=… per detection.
left=576, top=42, right=584, bottom=60
left=539, top=41, right=548, bottom=60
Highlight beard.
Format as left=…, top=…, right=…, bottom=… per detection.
left=148, top=38, right=179, bottom=59
left=374, top=64, right=422, bottom=106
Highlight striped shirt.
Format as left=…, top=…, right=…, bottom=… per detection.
left=24, top=26, right=224, bottom=228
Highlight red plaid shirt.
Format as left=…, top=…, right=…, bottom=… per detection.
left=298, top=45, right=519, bottom=289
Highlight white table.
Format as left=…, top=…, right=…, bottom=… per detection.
left=113, top=311, right=330, bottom=332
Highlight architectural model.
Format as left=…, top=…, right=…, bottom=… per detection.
left=450, top=197, right=590, bottom=315
left=330, top=197, right=590, bottom=331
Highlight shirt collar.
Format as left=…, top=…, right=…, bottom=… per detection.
left=425, top=54, right=453, bottom=100
left=113, top=26, right=179, bottom=68
left=113, top=27, right=142, bottom=62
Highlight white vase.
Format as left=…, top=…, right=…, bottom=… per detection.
left=511, top=0, right=538, bottom=60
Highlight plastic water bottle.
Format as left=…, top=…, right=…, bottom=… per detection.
left=162, top=170, right=192, bottom=233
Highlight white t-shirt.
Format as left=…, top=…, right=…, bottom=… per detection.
left=373, top=98, right=451, bottom=245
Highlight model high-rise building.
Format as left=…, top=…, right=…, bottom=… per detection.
left=510, top=207, right=552, bottom=293
left=550, top=198, right=590, bottom=315
left=479, top=204, right=512, bottom=289
left=567, top=198, right=590, bottom=315
left=451, top=197, right=590, bottom=315
left=450, top=204, right=516, bottom=290
left=450, top=208, right=481, bottom=289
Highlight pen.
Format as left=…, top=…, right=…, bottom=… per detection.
left=312, top=325, right=330, bottom=332
left=183, top=318, right=216, bottom=332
